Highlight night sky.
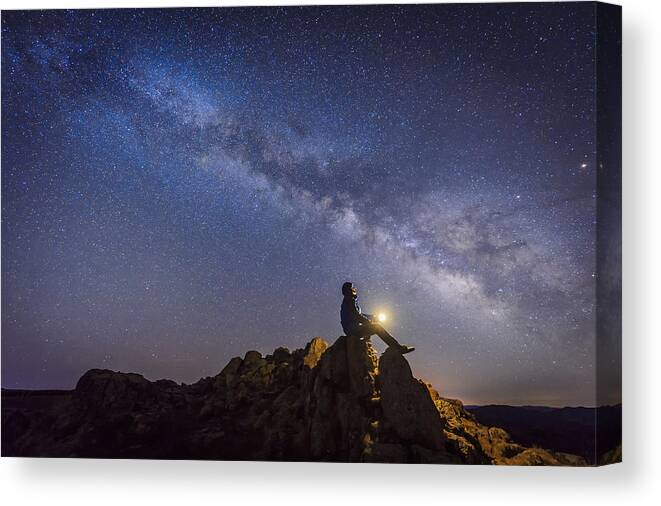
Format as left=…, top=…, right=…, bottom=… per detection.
left=1, top=4, right=619, bottom=406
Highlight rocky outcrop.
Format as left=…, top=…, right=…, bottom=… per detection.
left=379, top=347, right=445, bottom=452
left=1, top=336, right=586, bottom=465
left=465, top=404, right=621, bottom=464
left=599, top=444, right=622, bottom=465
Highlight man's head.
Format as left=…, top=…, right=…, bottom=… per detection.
left=342, top=281, right=357, bottom=298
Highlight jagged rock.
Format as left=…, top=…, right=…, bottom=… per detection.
left=307, top=336, right=377, bottom=461
left=240, top=350, right=266, bottom=373
left=1, top=336, right=588, bottom=465
left=317, top=335, right=376, bottom=396
left=272, top=347, right=291, bottom=363
left=154, top=379, right=179, bottom=389
left=379, top=347, right=445, bottom=450
left=219, top=356, right=242, bottom=378
left=74, top=369, right=159, bottom=412
left=600, top=444, right=622, bottom=465
left=303, top=337, right=327, bottom=368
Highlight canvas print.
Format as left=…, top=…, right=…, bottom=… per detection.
left=1, top=2, right=621, bottom=465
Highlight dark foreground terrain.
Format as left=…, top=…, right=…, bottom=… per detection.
left=467, top=404, right=622, bottom=465
left=2, top=336, right=616, bottom=465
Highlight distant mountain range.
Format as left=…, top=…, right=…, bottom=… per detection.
left=466, top=404, right=621, bottom=464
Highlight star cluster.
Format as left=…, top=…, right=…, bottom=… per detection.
left=2, top=4, right=617, bottom=406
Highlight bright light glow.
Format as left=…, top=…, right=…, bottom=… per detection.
left=377, top=312, right=387, bottom=323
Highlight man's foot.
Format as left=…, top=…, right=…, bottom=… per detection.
left=398, top=345, right=415, bottom=354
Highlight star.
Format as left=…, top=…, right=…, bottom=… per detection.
left=0, top=3, right=619, bottom=407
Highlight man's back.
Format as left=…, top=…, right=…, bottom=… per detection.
left=340, top=296, right=361, bottom=335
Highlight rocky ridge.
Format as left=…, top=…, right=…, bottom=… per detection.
left=2, top=336, right=586, bottom=465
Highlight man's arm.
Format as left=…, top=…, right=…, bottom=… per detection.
left=352, top=301, right=372, bottom=324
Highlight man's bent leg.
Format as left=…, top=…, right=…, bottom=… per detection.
left=356, top=324, right=414, bottom=354
left=371, top=323, right=403, bottom=349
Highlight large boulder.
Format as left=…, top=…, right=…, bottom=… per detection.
left=317, top=335, right=377, bottom=396
left=303, top=337, right=327, bottom=368
left=74, top=369, right=159, bottom=412
left=379, top=347, right=446, bottom=451
left=307, top=335, right=378, bottom=461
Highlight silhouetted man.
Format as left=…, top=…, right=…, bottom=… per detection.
left=340, top=282, right=415, bottom=354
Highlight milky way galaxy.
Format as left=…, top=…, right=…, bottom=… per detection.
left=1, top=4, right=620, bottom=406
